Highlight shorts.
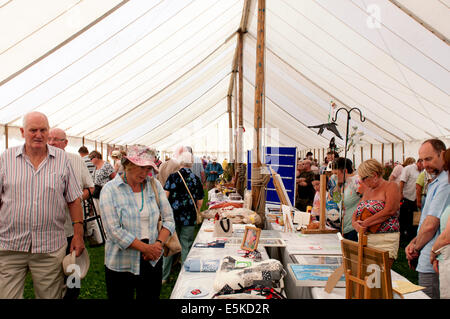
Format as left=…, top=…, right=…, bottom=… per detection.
left=366, top=232, right=400, bottom=260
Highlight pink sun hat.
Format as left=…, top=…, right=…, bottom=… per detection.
left=124, top=145, right=157, bottom=167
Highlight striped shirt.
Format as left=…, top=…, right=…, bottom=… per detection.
left=64, top=152, right=94, bottom=237
left=82, top=155, right=96, bottom=177
left=0, top=145, right=83, bottom=253
left=100, top=175, right=175, bottom=275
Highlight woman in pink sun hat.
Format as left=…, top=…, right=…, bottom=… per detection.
left=99, top=145, right=175, bottom=300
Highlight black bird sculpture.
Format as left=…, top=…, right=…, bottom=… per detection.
left=307, top=122, right=343, bottom=140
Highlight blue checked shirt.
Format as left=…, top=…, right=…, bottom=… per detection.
left=100, top=175, right=175, bottom=275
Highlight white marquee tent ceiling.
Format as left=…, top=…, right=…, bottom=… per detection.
left=0, top=0, right=449, bottom=156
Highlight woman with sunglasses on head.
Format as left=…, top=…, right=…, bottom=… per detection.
left=352, top=159, right=402, bottom=268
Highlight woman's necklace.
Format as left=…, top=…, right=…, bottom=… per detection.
left=124, top=172, right=144, bottom=212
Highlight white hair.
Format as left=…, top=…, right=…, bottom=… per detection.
left=179, top=151, right=193, bottom=168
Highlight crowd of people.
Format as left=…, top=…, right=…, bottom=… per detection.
left=0, top=111, right=448, bottom=300
left=295, top=140, right=450, bottom=299
left=0, top=111, right=225, bottom=300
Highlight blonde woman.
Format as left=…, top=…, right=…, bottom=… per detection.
left=352, top=159, right=401, bottom=268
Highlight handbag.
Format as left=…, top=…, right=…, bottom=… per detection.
left=177, top=171, right=203, bottom=225
left=358, top=208, right=382, bottom=233
left=213, top=217, right=233, bottom=237
left=149, top=178, right=182, bottom=257
left=92, top=184, right=102, bottom=199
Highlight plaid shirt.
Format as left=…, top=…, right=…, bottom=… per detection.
left=100, top=175, right=175, bottom=275
left=0, top=145, right=82, bottom=253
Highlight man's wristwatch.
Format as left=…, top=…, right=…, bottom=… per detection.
left=155, top=239, right=163, bottom=246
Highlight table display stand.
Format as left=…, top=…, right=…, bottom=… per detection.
left=341, top=230, right=393, bottom=299
left=301, top=174, right=338, bottom=234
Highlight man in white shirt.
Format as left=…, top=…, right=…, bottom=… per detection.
left=48, top=128, right=94, bottom=299
left=399, top=159, right=423, bottom=241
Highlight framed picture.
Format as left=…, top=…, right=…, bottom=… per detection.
left=287, top=263, right=346, bottom=287
left=290, top=254, right=342, bottom=265
left=241, top=226, right=261, bottom=251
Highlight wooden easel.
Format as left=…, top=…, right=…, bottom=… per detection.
left=269, top=167, right=295, bottom=232
left=341, top=230, right=393, bottom=299
left=270, top=167, right=292, bottom=208
left=301, top=174, right=338, bottom=234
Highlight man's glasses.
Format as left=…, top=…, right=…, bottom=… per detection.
left=48, top=137, right=66, bottom=142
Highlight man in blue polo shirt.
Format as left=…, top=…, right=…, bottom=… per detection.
left=405, top=139, right=449, bottom=299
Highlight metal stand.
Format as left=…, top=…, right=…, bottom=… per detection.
left=83, top=190, right=107, bottom=246
left=332, top=107, right=365, bottom=234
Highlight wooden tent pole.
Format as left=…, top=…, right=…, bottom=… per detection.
left=5, top=125, right=8, bottom=149
left=370, top=144, right=373, bottom=159
left=402, top=141, right=405, bottom=162
left=251, top=0, right=265, bottom=211
left=228, top=94, right=233, bottom=164
left=360, top=146, right=363, bottom=164
left=391, top=143, right=394, bottom=164
left=381, top=143, right=384, bottom=165
left=238, top=30, right=244, bottom=165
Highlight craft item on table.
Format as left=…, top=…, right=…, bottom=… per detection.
left=184, top=287, right=210, bottom=299
left=281, top=205, right=295, bottom=233
left=241, top=226, right=261, bottom=252
left=213, top=285, right=285, bottom=299
left=243, top=190, right=252, bottom=209
left=235, top=260, right=253, bottom=268
left=392, top=281, right=425, bottom=295
left=288, top=264, right=346, bottom=287
left=183, top=259, right=220, bottom=272
left=258, top=238, right=287, bottom=247
left=238, top=250, right=262, bottom=261
left=294, top=210, right=311, bottom=230
left=202, top=206, right=260, bottom=225
left=228, top=193, right=242, bottom=201
left=213, top=217, right=233, bottom=237
left=291, top=254, right=342, bottom=265
left=193, top=240, right=226, bottom=248
left=209, top=202, right=243, bottom=210
left=214, top=258, right=286, bottom=293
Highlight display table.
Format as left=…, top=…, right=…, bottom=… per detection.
left=265, top=219, right=429, bottom=299
left=170, top=219, right=271, bottom=299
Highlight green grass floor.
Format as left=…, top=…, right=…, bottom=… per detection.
left=23, top=188, right=418, bottom=298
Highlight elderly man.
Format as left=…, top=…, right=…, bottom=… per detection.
left=399, top=158, right=424, bottom=241
left=406, top=139, right=449, bottom=299
left=48, top=128, right=94, bottom=299
left=295, top=159, right=316, bottom=212
left=0, top=112, right=84, bottom=299
left=205, top=156, right=223, bottom=191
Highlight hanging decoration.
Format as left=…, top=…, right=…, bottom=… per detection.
left=346, top=126, right=364, bottom=155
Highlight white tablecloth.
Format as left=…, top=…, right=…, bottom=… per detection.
left=170, top=219, right=270, bottom=299
left=266, top=219, right=429, bottom=299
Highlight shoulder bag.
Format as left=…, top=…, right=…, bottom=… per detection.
left=177, top=171, right=203, bottom=225
left=149, top=177, right=182, bottom=257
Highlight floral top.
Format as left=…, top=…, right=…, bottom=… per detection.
left=164, top=168, right=204, bottom=226
left=93, top=161, right=114, bottom=186
left=355, top=200, right=400, bottom=233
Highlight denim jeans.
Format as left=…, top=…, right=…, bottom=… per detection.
left=162, top=225, right=195, bottom=280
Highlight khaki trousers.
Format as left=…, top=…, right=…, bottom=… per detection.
left=0, top=244, right=67, bottom=299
